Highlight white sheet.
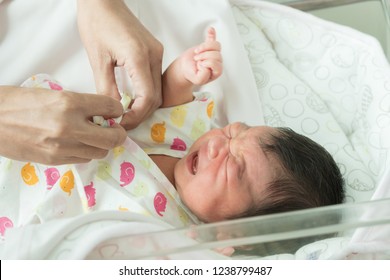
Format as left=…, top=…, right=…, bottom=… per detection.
left=0, top=0, right=262, bottom=127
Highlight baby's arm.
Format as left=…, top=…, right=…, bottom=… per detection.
left=161, top=27, right=222, bottom=108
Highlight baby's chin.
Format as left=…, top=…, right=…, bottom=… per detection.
left=197, top=212, right=224, bottom=223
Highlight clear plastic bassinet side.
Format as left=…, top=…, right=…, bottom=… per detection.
left=268, top=0, right=380, bottom=11
left=94, top=198, right=390, bottom=260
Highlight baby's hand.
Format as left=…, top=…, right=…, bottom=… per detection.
left=181, top=27, right=222, bottom=85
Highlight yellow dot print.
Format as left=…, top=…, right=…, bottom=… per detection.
left=170, top=105, right=188, bottom=127
left=113, top=146, right=125, bottom=158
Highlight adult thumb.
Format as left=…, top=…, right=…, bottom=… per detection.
left=92, top=62, right=121, bottom=100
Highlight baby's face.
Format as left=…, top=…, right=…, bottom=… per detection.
left=174, top=122, right=279, bottom=222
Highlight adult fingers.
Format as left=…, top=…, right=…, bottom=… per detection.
left=28, top=135, right=114, bottom=165
left=78, top=122, right=127, bottom=150
left=91, top=56, right=122, bottom=100
left=120, top=93, right=156, bottom=130
left=121, top=55, right=163, bottom=129
left=150, top=46, right=163, bottom=109
left=82, top=93, right=125, bottom=119
left=54, top=148, right=108, bottom=165
left=66, top=94, right=128, bottom=150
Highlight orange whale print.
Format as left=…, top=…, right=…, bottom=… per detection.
left=21, top=163, right=39, bottom=185
left=207, top=100, right=214, bottom=118
left=151, top=121, right=166, bottom=143
left=60, top=170, right=75, bottom=195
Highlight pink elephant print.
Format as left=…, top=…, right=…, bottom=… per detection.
left=154, top=192, right=167, bottom=217
left=46, top=80, right=63, bottom=91
left=170, top=137, right=187, bottom=151
left=84, top=181, right=96, bottom=208
left=0, top=217, right=14, bottom=236
left=120, top=161, right=135, bottom=187
left=44, top=167, right=60, bottom=190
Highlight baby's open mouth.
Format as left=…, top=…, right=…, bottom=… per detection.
left=192, top=153, right=198, bottom=175
left=186, top=151, right=199, bottom=175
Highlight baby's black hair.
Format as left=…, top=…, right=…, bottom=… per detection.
left=229, top=127, right=345, bottom=256
left=235, top=127, right=345, bottom=218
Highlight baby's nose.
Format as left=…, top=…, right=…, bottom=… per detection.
left=208, top=136, right=228, bottom=159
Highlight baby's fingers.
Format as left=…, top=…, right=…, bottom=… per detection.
left=194, top=40, right=221, bottom=54
left=194, top=50, right=222, bottom=63
left=195, top=63, right=212, bottom=84
left=206, top=27, right=216, bottom=42
left=199, top=60, right=222, bottom=80
left=195, top=28, right=220, bottom=54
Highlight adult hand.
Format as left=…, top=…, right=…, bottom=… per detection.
left=77, top=0, right=163, bottom=130
left=0, top=86, right=127, bottom=165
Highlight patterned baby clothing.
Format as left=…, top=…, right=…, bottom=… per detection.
left=0, top=74, right=215, bottom=240
left=128, top=92, right=215, bottom=158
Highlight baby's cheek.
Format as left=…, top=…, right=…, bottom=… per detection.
left=173, top=159, right=185, bottom=183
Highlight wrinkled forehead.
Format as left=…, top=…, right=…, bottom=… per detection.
left=245, top=126, right=283, bottom=186
left=249, top=125, right=280, bottom=147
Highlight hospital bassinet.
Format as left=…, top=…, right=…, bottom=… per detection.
left=0, top=0, right=389, bottom=260
left=102, top=0, right=390, bottom=260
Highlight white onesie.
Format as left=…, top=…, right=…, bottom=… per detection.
left=128, top=92, right=214, bottom=158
